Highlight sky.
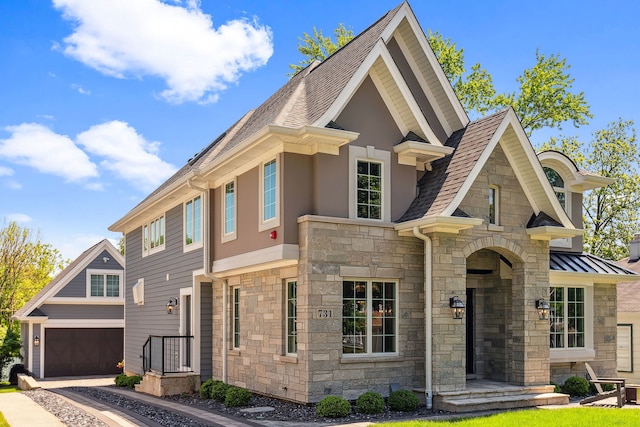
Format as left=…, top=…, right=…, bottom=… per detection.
left=1, top=0, right=639, bottom=261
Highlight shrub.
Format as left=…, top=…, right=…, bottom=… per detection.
left=316, top=395, right=351, bottom=418
left=114, top=374, right=128, bottom=387
left=200, top=378, right=215, bottom=399
left=388, top=389, right=419, bottom=412
left=589, top=381, right=615, bottom=394
left=224, top=386, right=252, bottom=407
left=211, top=380, right=230, bottom=402
left=115, top=374, right=141, bottom=389
left=550, top=381, right=562, bottom=393
left=356, top=391, right=384, bottom=414
left=562, top=376, right=590, bottom=396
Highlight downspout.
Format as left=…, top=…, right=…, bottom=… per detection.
left=413, top=226, right=433, bottom=409
left=188, top=178, right=228, bottom=382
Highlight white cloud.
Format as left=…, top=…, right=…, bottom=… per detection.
left=71, top=83, right=91, bottom=95
left=54, top=233, right=118, bottom=261
left=0, top=123, right=98, bottom=182
left=6, top=213, right=32, bottom=223
left=0, top=166, right=13, bottom=176
left=53, top=0, right=273, bottom=104
left=77, top=121, right=177, bottom=192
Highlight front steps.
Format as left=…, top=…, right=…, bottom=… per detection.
left=135, top=371, right=200, bottom=397
left=433, top=383, right=569, bottom=413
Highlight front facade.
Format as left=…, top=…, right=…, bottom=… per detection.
left=13, top=239, right=124, bottom=378
left=616, top=234, right=640, bottom=381
left=110, top=2, right=635, bottom=405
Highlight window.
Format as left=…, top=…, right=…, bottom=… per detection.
left=222, top=180, right=236, bottom=241
left=489, top=186, right=499, bottom=225
left=550, top=286, right=585, bottom=349
left=143, top=214, right=165, bottom=256
left=357, top=161, right=382, bottom=219
left=617, top=324, right=633, bottom=372
left=349, top=146, right=391, bottom=221
left=286, top=280, right=297, bottom=355
left=233, top=287, right=240, bottom=349
left=87, top=270, right=122, bottom=298
left=184, top=195, right=202, bottom=248
left=544, top=167, right=570, bottom=214
left=259, top=158, right=279, bottom=231
left=342, top=280, right=396, bottom=355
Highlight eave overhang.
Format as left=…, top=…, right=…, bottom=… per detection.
left=393, top=141, right=454, bottom=170
left=527, top=226, right=584, bottom=241
left=395, top=216, right=483, bottom=236
left=549, top=270, right=636, bottom=285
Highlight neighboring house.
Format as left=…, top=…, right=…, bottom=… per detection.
left=12, top=239, right=124, bottom=378
left=617, top=234, right=640, bottom=381
left=109, top=1, right=636, bottom=408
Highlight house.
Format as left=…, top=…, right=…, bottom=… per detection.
left=616, top=234, right=640, bottom=380
left=12, top=239, right=124, bottom=378
left=109, top=1, right=636, bottom=409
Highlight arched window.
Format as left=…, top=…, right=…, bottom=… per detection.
left=543, top=167, right=568, bottom=213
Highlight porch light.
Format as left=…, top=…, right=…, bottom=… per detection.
left=449, top=296, right=465, bottom=320
left=166, top=297, right=179, bottom=314
left=536, top=299, right=550, bottom=320
left=33, top=335, right=40, bottom=347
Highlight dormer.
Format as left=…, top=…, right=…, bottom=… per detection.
left=538, top=150, right=614, bottom=252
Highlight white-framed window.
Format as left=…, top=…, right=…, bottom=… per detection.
left=233, top=287, right=240, bottom=349
left=222, top=179, right=237, bottom=242
left=86, top=269, right=123, bottom=298
left=349, top=146, right=391, bottom=221
left=286, top=280, right=297, bottom=355
left=184, top=195, right=203, bottom=250
left=549, top=285, right=594, bottom=361
left=259, top=158, right=279, bottom=231
left=143, top=214, right=165, bottom=257
left=544, top=167, right=573, bottom=248
left=342, top=280, right=397, bottom=355
left=489, top=185, right=499, bottom=225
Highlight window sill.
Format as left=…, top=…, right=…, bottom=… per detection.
left=274, top=355, right=298, bottom=364
left=487, top=224, right=504, bottom=232
left=340, top=354, right=401, bottom=364
left=229, top=349, right=241, bottom=356
left=550, top=348, right=595, bottom=363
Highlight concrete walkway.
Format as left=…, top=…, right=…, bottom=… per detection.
left=0, top=391, right=65, bottom=426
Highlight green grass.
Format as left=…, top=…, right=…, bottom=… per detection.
left=0, top=411, right=8, bottom=427
left=0, top=382, right=19, bottom=393
left=377, top=408, right=640, bottom=426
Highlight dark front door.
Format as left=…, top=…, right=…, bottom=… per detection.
left=45, top=328, right=123, bottom=377
left=466, top=288, right=474, bottom=375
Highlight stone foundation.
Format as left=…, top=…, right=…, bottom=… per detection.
left=135, top=371, right=200, bottom=397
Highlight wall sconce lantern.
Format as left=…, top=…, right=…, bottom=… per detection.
left=33, top=336, right=40, bottom=347
left=449, top=296, right=465, bottom=320
left=536, top=299, right=550, bottom=320
left=166, top=297, right=179, bottom=314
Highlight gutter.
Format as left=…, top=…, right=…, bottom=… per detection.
left=412, top=226, right=433, bottom=409
left=187, top=178, right=228, bottom=382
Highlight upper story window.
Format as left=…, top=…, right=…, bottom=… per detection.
left=349, top=146, right=391, bottom=221
left=489, top=185, right=499, bottom=225
left=143, top=214, right=165, bottom=257
left=184, top=195, right=202, bottom=249
left=222, top=180, right=237, bottom=242
left=342, top=280, right=397, bottom=355
left=87, top=269, right=122, bottom=298
left=259, top=158, right=280, bottom=231
left=544, top=167, right=570, bottom=214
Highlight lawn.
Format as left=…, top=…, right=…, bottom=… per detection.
left=377, top=408, right=640, bottom=426
left=0, top=382, right=19, bottom=393
left=0, top=412, right=8, bottom=427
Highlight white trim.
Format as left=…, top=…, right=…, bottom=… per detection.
left=142, top=213, right=166, bottom=257
left=259, top=156, right=280, bottom=232
left=86, top=269, right=124, bottom=299
left=211, top=244, right=299, bottom=277
left=548, top=284, right=594, bottom=361
left=183, top=193, right=204, bottom=252
left=349, top=145, right=391, bottom=221
left=221, top=178, right=238, bottom=242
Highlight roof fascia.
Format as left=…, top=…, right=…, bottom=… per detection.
left=538, top=151, right=614, bottom=191
left=550, top=270, right=637, bottom=285
left=527, top=226, right=583, bottom=240
left=395, top=215, right=483, bottom=236
left=381, top=2, right=468, bottom=128
left=12, top=240, right=118, bottom=320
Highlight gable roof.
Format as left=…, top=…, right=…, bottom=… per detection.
left=110, top=1, right=468, bottom=233
left=12, top=239, right=124, bottom=321
left=396, top=108, right=578, bottom=237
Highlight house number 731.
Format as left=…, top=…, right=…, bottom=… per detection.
left=317, top=309, right=333, bottom=318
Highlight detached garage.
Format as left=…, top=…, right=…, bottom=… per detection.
left=13, top=240, right=125, bottom=378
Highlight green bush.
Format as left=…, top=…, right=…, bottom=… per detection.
left=356, top=391, right=384, bottom=414
left=589, top=381, right=615, bottom=394
left=388, top=389, right=419, bottom=412
left=224, top=386, right=252, bottom=407
left=115, top=374, right=141, bottom=389
left=550, top=381, right=562, bottom=393
left=211, top=380, right=230, bottom=402
left=562, top=376, right=590, bottom=396
left=316, top=395, right=351, bottom=418
left=200, top=378, right=215, bottom=399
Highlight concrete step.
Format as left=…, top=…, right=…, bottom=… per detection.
left=436, top=392, right=569, bottom=413
left=437, top=384, right=556, bottom=400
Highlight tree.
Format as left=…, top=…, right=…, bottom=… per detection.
left=0, top=220, right=65, bottom=328
left=541, top=119, right=640, bottom=260
left=289, top=27, right=592, bottom=136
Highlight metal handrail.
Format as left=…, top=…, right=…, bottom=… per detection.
left=142, top=335, right=194, bottom=375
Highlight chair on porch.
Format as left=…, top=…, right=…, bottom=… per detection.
left=579, top=362, right=626, bottom=408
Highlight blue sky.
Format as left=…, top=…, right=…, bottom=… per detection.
left=1, top=0, right=639, bottom=260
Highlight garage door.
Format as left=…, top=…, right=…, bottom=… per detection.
left=45, top=328, right=123, bottom=377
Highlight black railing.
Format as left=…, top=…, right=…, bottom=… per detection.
left=142, top=335, right=194, bottom=375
